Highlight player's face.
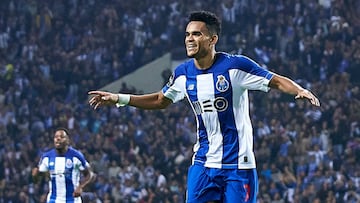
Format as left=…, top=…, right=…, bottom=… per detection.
left=54, top=130, right=69, bottom=149
left=185, top=21, right=213, bottom=58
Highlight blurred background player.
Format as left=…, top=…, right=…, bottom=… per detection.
left=32, top=128, right=96, bottom=203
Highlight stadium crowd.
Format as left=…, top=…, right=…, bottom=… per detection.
left=0, top=0, right=359, bottom=202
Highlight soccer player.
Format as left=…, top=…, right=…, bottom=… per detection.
left=88, top=11, right=320, bottom=203
left=32, top=128, right=96, bottom=203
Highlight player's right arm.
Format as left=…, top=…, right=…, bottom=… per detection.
left=31, top=167, right=49, bottom=183
left=88, top=90, right=173, bottom=110
left=32, top=155, right=50, bottom=183
left=31, top=167, right=40, bottom=183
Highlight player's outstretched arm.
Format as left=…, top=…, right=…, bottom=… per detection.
left=269, top=74, right=320, bottom=106
left=88, top=90, right=173, bottom=110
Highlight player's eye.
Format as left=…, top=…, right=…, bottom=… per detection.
left=185, top=32, right=202, bottom=37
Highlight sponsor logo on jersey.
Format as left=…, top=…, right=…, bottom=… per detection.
left=213, top=97, right=228, bottom=112
left=192, top=97, right=228, bottom=114
left=187, top=84, right=195, bottom=90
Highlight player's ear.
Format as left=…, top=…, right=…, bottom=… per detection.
left=209, top=35, right=218, bottom=45
left=66, top=137, right=71, bottom=145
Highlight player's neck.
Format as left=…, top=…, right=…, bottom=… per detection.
left=195, top=51, right=217, bottom=70
left=56, top=146, right=69, bottom=155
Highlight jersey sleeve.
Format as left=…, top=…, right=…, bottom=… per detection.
left=234, top=55, right=274, bottom=92
left=38, top=156, right=49, bottom=172
left=76, top=150, right=90, bottom=171
left=161, top=68, right=186, bottom=103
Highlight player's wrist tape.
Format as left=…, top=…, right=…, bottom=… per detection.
left=116, top=94, right=130, bottom=107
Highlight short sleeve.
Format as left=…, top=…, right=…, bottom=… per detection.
left=38, top=156, right=49, bottom=172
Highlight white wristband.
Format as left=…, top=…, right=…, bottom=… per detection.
left=116, top=94, right=130, bottom=107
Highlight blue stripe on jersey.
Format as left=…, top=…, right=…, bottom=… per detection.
left=65, top=156, right=75, bottom=202
left=212, top=72, right=239, bottom=167
left=187, top=74, right=209, bottom=163
left=48, top=155, right=57, bottom=201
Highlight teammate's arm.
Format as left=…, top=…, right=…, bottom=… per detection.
left=88, top=90, right=173, bottom=110
left=31, top=167, right=49, bottom=183
left=73, top=167, right=96, bottom=197
left=269, top=74, right=320, bottom=106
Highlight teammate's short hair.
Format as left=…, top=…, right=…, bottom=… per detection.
left=55, top=127, right=70, bottom=136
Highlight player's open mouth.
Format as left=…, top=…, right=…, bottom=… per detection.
left=186, top=44, right=196, bottom=50
left=187, top=46, right=197, bottom=52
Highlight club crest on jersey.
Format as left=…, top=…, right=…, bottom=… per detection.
left=216, top=75, right=229, bottom=92
left=65, top=159, right=73, bottom=168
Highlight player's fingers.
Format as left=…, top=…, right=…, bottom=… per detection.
left=313, top=97, right=320, bottom=106
left=89, top=96, right=99, bottom=106
left=307, top=96, right=320, bottom=106
left=294, top=93, right=305, bottom=99
left=307, top=93, right=320, bottom=106
left=94, top=101, right=102, bottom=110
left=88, top=96, right=97, bottom=104
left=295, top=92, right=320, bottom=106
left=310, top=98, right=316, bottom=105
left=89, top=101, right=96, bottom=108
left=88, top=90, right=105, bottom=95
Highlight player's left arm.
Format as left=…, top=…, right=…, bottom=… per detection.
left=73, top=166, right=96, bottom=197
left=269, top=73, right=320, bottom=106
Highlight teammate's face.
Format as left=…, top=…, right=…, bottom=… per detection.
left=54, top=130, right=69, bottom=150
left=185, top=21, right=213, bottom=58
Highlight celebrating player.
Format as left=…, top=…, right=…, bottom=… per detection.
left=88, top=10, right=320, bottom=203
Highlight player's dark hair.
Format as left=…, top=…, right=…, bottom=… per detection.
left=55, top=127, right=70, bottom=136
left=188, top=11, right=221, bottom=37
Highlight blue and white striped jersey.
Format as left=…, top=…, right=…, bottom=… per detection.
left=162, top=52, right=274, bottom=169
left=38, top=147, right=90, bottom=203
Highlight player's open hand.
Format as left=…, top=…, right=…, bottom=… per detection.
left=73, top=186, right=83, bottom=197
left=32, top=167, right=39, bottom=177
left=295, top=89, right=320, bottom=106
left=88, top=90, right=118, bottom=109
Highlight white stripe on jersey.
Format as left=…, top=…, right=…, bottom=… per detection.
left=53, top=157, right=67, bottom=202
left=229, top=69, right=259, bottom=169
left=196, top=73, right=223, bottom=168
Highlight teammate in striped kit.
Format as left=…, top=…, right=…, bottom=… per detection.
left=32, top=128, right=95, bottom=203
left=88, top=11, right=320, bottom=203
